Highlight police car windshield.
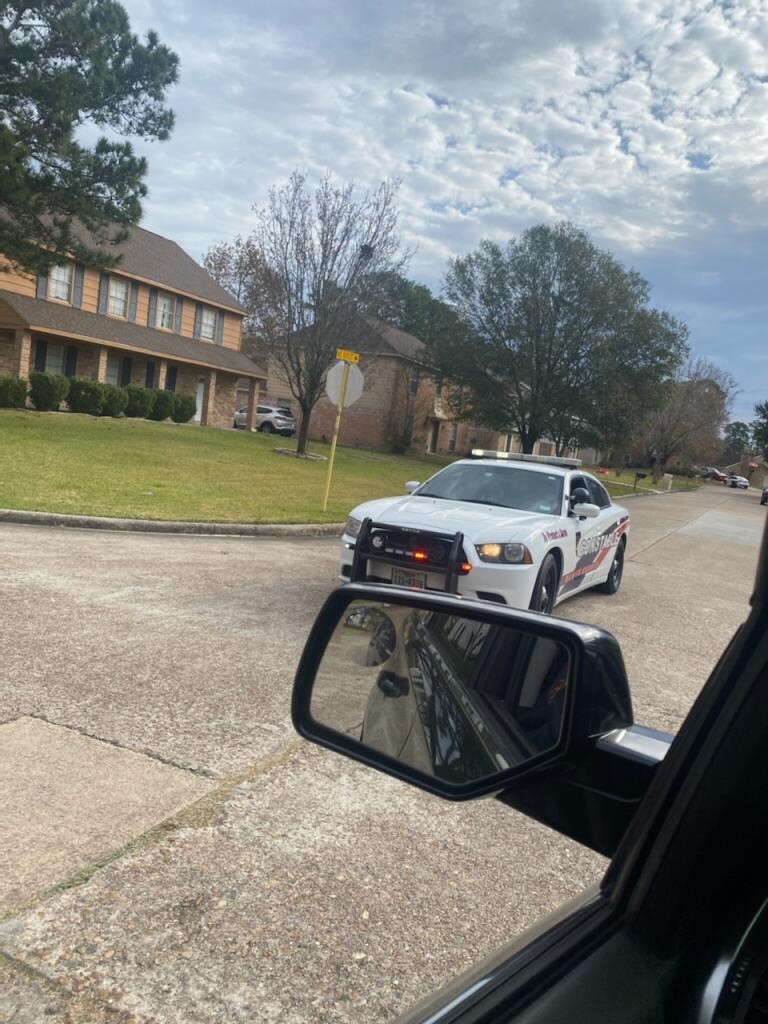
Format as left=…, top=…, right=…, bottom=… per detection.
left=417, top=464, right=563, bottom=515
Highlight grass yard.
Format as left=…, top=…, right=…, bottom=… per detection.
left=0, top=410, right=699, bottom=523
left=0, top=410, right=457, bottom=523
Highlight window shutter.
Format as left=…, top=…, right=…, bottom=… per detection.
left=120, top=357, right=133, bottom=387
left=215, top=311, right=224, bottom=345
left=193, top=303, right=202, bottom=339
left=34, top=339, right=47, bottom=371
left=97, top=273, right=109, bottom=314
left=174, top=297, right=184, bottom=334
left=36, top=273, right=47, bottom=299
left=128, top=282, right=139, bottom=322
left=147, top=288, right=158, bottom=328
left=72, top=265, right=85, bottom=308
left=166, top=366, right=177, bottom=392
left=64, top=346, right=78, bottom=378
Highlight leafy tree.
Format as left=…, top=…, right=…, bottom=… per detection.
left=439, top=223, right=688, bottom=453
left=207, top=172, right=408, bottom=454
left=723, top=421, right=753, bottom=460
left=752, top=401, right=768, bottom=461
left=637, top=358, right=736, bottom=473
left=1, top=0, right=178, bottom=274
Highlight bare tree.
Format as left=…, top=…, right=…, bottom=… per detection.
left=638, top=357, right=736, bottom=474
left=227, top=172, right=409, bottom=454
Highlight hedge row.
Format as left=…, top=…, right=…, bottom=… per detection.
left=0, top=373, right=197, bottom=423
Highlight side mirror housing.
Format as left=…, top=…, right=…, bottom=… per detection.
left=572, top=502, right=601, bottom=519
left=292, top=584, right=634, bottom=801
left=405, top=480, right=420, bottom=494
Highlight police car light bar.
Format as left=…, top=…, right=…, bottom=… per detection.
left=470, top=449, right=582, bottom=468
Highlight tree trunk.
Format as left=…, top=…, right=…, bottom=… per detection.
left=521, top=434, right=536, bottom=454
left=296, top=405, right=312, bottom=455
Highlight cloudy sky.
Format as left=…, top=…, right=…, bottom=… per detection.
left=122, top=0, right=768, bottom=421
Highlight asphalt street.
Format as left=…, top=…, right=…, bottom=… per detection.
left=0, top=483, right=764, bottom=1023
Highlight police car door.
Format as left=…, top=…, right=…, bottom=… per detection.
left=561, top=473, right=611, bottom=595
left=583, top=474, right=622, bottom=587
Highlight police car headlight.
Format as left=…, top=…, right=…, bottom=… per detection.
left=346, top=516, right=362, bottom=538
left=477, top=543, right=533, bottom=564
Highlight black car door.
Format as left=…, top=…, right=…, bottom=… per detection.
left=394, top=517, right=768, bottom=1024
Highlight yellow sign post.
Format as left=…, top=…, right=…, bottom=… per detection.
left=322, top=351, right=360, bottom=512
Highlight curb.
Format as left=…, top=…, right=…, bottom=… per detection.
left=0, top=508, right=345, bottom=538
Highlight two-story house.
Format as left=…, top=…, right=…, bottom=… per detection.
left=0, top=225, right=266, bottom=428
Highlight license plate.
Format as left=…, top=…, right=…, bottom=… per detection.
left=392, top=569, right=427, bottom=589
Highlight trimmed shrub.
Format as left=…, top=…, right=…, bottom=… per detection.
left=67, top=377, right=105, bottom=416
left=29, top=371, right=69, bottom=412
left=148, top=389, right=177, bottom=421
left=171, top=394, right=197, bottom=424
left=125, top=385, right=156, bottom=419
left=101, top=384, right=129, bottom=418
left=0, top=376, right=27, bottom=408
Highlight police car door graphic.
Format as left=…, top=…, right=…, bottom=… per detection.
left=558, top=478, right=627, bottom=597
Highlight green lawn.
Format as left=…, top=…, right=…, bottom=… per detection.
left=0, top=410, right=698, bottom=523
left=0, top=410, right=456, bottom=523
left=596, top=466, right=701, bottom=498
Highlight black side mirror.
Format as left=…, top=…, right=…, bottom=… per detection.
left=292, top=584, right=634, bottom=801
left=570, top=487, right=591, bottom=506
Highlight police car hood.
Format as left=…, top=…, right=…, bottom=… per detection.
left=352, top=495, right=559, bottom=543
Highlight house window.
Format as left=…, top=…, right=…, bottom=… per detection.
left=48, top=264, right=73, bottom=303
left=408, top=368, right=420, bottom=395
left=105, top=354, right=121, bottom=386
left=165, top=365, right=178, bottom=392
left=145, top=362, right=155, bottom=388
left=44, top=342, right=65, bottom=374
left=156, top=293, right=175, bottom=330
left=200, top=308, right=217, bottom=341
left=108, top=278, right=129, bottom=318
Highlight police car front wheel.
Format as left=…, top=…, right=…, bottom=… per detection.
left=529, top=553, right=560, bottom=614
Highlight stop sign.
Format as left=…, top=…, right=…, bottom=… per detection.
left=325, top=361, right=364, bottom=407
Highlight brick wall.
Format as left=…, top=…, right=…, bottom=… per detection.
left=209, top=372, right=239, bottom=428
left=0, top=332, right=15, bottom=375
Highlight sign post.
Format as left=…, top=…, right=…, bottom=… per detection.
left=322, top=350, right=362, bottom=512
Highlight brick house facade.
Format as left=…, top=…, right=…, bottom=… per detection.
left=257, top=318, right=576, bottom=458
left=0, top=225, right=266, bottom=428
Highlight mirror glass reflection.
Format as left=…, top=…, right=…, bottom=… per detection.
left=311, top=600, right=571, bottom=785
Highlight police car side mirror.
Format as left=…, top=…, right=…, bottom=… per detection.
left=405, top=480, right=420, bottom=494
left=292, top=583, right=635, bottom=802
left=572, top=502, right=600, bottom=519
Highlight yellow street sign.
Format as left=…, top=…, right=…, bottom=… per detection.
left=335, top=348, right=360, bottom=364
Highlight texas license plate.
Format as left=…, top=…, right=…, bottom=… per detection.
left=391, top=569, right=427, bottom=589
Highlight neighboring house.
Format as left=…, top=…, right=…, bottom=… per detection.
left=0, top=226, right=266, bottom=428
left=254, top=317, right=588, bottom=459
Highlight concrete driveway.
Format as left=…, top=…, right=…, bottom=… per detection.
left=1, top=484, right=764, bottom=1023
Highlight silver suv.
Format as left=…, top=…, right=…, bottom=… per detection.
left=233, top=404, right=296, bottom=435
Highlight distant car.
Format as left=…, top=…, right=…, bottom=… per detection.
left=761, top=486, right=767, bottom=506
left=233, top=404, right=296, bottom=435
left=702, top=467, right=727, bottom=481
left=724, top=474, right=749, bottom=489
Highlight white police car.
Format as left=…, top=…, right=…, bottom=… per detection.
left=340, top=451, right=630, bottom=613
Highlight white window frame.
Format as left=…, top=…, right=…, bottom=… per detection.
left=156, top=293, right=175, bottom=331
left=108, top=278, right=129, bottom=319
left=200, top=308, right=217, bottom=341
left=48, top=264, right=73, bottom=303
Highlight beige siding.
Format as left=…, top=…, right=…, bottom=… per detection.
left=180, top=301, right=196, bottom=338
left=135, top=285, right=150, bottom=327
left=81, top=267, right=100, bottom=313
left=222, top=312, right=242, bottom=350
left=0, top=261, right=37, bottom=298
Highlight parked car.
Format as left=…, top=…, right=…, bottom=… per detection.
left=292, top=509, right=768, bottom=1024
left=702, top=466, right=727, bottom=481
left=725, top=474, right=749, bottom=489
left=341, top=450, right=629, bottom=613
left=761, top=486, right=767, bottom=506
left=233, top=404, right=296, bottom=435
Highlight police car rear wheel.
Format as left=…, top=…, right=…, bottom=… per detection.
left=597, top=540, right=625, bottom=595
left=529, top=554, right=559, bottom=614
